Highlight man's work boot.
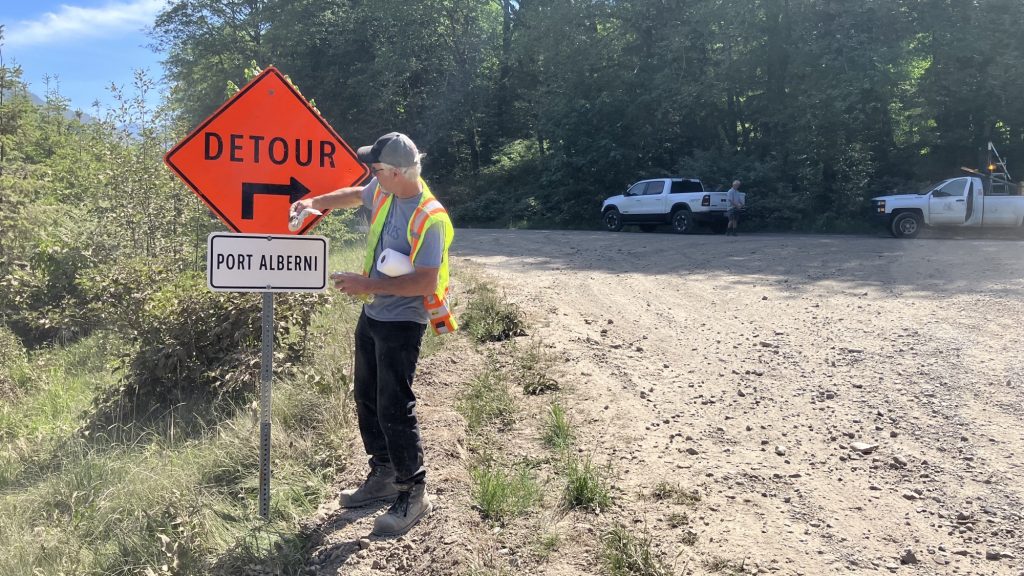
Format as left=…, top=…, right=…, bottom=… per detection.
left=371, top=483, right=433, bottom=537
left=339, top=461, right=398, bottom=508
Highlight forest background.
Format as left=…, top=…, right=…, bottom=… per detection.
left=6, top=0, right=1024, bottom=238
left=152, top=0, right=1024, bottom=231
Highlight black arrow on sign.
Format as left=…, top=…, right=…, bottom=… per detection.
left=241, top=177, right=311, bottom=220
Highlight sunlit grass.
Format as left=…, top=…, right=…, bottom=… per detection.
left=0, top=246, right=371, bottom=575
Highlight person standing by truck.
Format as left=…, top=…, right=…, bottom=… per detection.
left=726, top=180, right=744, bottom=236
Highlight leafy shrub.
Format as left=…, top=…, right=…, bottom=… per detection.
left=0, top=239, right=91, bottom=347
left=75, top=257, right=176, bottom=337
left=89, top=272, right=322, bottom=428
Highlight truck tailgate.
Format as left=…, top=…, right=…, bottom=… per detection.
left=706, top=192, right=731, bottom=212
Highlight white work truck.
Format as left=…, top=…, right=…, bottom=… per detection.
left=872, top=144, right=1023, bottom=238
left=601, top=178, right=738, bottom=234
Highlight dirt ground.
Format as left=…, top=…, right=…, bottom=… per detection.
left=302, top=228, right=1024, bottom=576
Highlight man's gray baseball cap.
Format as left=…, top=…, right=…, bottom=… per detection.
left=357, top=132, right=419, bottom=167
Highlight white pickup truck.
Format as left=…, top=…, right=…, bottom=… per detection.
left=871, top=174, right=1024, bottom=238
left=601, top=178, right=738, bottom=234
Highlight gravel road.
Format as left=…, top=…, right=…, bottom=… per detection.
left=450, top=228, right=1024, bottom=575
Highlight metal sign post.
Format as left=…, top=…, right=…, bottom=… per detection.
left=258, top=291, right=273, bottom=519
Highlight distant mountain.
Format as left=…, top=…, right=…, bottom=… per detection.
left=4, top=88, right=98, bottom=124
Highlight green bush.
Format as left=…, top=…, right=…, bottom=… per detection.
left=89, top=272, right=322, bottom=429
left=0, top=241, right=91, bottom=347
left=75, top=257, right=177, bottom=337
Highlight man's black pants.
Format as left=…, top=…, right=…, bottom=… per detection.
left=353, top=311, right=427, bottom=486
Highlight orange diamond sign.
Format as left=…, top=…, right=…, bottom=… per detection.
left=164, top=67, right=368, bottom=234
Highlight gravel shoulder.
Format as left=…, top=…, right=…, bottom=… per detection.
left=303, top=228, right=1024, bottom=576
left=451, top=229, right=1024, bottom=575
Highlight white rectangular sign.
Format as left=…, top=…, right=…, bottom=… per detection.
left=207, top=233, right=329, bottom=292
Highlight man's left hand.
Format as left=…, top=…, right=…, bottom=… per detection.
left=331, top=272, right=372, bottom=295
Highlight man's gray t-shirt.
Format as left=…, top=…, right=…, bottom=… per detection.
left=360, top=178, right=444, bottom=324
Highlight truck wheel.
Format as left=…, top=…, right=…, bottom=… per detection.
left=604, top=209, right=623, bottom=232
left=639, top=224, right=657, bottom=233
left=671, top=210, right=693, bottom=234
left=891, top=212, right=922, bottom=238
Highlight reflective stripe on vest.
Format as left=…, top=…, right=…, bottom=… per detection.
left=362, top=179, right=457, bottom=335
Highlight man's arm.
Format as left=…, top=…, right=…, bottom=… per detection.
left=332, top=220, right=444, bottom=297
left=332, top=267, right=439, bottom=298
left=290, top=185, right=365, bottom=217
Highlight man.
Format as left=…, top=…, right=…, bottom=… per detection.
left=726, top=179, right=744, bottom=236
left=289, top=132, right=456, bottom=537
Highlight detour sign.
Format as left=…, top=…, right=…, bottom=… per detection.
left=164, top=67, right=368, bottom=234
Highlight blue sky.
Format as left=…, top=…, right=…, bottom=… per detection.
left=1, top=0, right=166, bottom=113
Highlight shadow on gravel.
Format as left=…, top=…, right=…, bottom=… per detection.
left=452, top=228, right=1024, bottom=298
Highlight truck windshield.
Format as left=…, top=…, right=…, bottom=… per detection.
left=917, top=182, right=943, bottom=195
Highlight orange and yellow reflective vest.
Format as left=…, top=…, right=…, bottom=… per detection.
left=361, top=179, right=457, bottom=335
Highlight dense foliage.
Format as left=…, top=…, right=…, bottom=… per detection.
left=0, top=46, right=325, bottom=423
left=151, top=0, right=1024, bottom=230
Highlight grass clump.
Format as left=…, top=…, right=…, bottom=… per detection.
left=561, top=455, right=612, bottom=512
left=511, top=339, right=560, bottom=395
left=666, top=511, right=689, bottom=528
left=461, top=282, right=526, bottom=343
left=650, top=482, right=702, bottom=507
left=458, top=361, right=516, bottom=433
left=534, top=529, right=561, bottom=559
left=543, top=403, right=573, bottom=450
left=0, top=324, right=32, bottom=399
left=470, top=461, right=542, bottom=523
left=601, top=523, right=673, bottom=576
left=706, top=557, right=746, bottom=574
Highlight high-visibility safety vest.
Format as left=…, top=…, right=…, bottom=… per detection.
left=362, top=179, right=457, bottom=335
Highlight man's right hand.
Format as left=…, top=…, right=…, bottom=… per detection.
left=290, top=198, right=314, bottom=219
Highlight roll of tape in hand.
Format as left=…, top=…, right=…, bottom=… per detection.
left=376, top=249, right=415, bottom=277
